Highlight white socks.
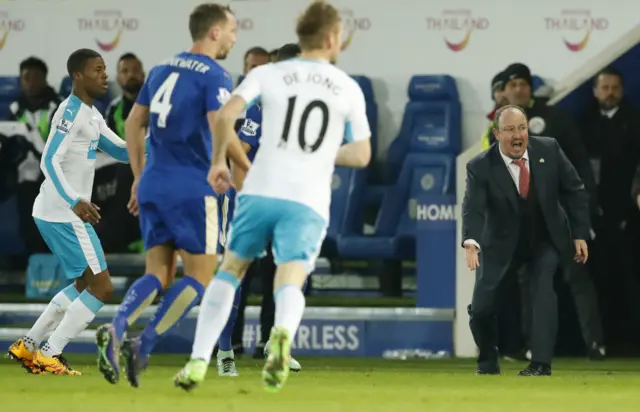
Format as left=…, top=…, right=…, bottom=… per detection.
left=274, top=284, right=305, bottom=342
left=191, top=274, right=239, bottom=364
left=41, top=290, right=104, bottom=357
left=24, top=284, right=79, bottom=352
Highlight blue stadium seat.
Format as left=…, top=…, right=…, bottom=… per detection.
left=59, top=76, right=73, bottom=98
left=337, top=153, right=454, bottom=259
left=386, top=75, right=461, bottom=183
left=350, top=75, right=378, bottom=157
left=532, top=75, right=544, bottom=92
left=59, top=76, right=111, bottom=115
left=0, top=77, right=20, bottom=120
left=324, top=167, right=368, bottom=255
left=351, top=75, right=374, bottom=102
left=408, top=75, right=459, bottom=102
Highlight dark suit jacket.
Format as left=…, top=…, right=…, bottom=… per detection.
left=462, top=135, right=590, bottom=282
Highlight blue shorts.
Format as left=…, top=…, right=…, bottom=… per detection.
left=34, top=217, right=107, bottom=279
left=139, top=195, right=219, bottom=254
left=217, top=189, right=236, bottom=254
left=227, top=195, right=327, bottom=273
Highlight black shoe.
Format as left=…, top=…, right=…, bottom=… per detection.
left=476, top=363, right=500, bottom=375
left=587, top=343, right=606, bottom=361
left=518, top=362, right=551, bottom=376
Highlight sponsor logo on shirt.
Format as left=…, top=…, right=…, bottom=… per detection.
left=57, top=118, right=74, bottom=133
left=240, top=119, right=260, bottom=136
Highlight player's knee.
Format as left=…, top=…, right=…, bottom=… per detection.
left=87, top=269, right=114, bottom=302
left=74, top=277, right=88, bottom=293
left=274, top=262, right=308, bottom=290
left=180, top=252, right=220, bottom=286
left=219, top=252, right=251, bottom=278
left=189, top=271, right=214, bottom=286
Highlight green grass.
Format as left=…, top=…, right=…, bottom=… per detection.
left=2, top=355, right=640, bottom=411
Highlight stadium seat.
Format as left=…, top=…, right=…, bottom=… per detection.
left=337, top=153, right=454, bottom=259
left=331, top=167, right=368, bottom=235
left=324, top=167, right=368, bottom=256
left=532, top=75, right=544, bottom=92
left=59, top=76, right=112, bottom=115
left=386, top=75, right=461, bottom=183
left=0, top=77, right=20, bottom=120
left=59, top=76, right=73, bottom=98
left=350, top=75, right=378, bottom=157
left=408, top=75, right=459, bottom=102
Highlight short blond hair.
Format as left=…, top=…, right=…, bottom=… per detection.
left=296, top=1, right=341, bottom=50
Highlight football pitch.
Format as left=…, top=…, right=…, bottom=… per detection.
left=2, top=355, right=640, bottom=411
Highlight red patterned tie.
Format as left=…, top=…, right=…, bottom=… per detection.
left=513, top=158, right=529, bottom=198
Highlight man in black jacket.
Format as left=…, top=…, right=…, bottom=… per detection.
left=581, top=67, right=640, bottom=350
left=502, top=63, right=604, bottom=360
left=463, top=105, right=590, bottom=376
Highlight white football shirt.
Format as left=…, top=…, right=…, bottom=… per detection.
left=232, top=59, right=371, bottom=221
left=33, top=95, right=128, bottom=222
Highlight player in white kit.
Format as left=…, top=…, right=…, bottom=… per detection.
left=175, top=0, right=371, bottom=393
left=7, top=49, right=128, bottom=375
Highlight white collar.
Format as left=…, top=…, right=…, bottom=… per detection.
left=600, top=106, right=619, bottom=118
left=499, top=148, right=528, bottom=167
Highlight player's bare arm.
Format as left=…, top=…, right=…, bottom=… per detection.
left=124, top=103, right=149, bottom=178
left=231, top=141, right=251, bottom=190
left=124, top=102, right=149, bottom=215
left=227, top=136, right=252, bottom=172
left=334, top=139, right=371, bottom=168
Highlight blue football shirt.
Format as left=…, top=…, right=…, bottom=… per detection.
left=137, top=52, right=232, bottom=201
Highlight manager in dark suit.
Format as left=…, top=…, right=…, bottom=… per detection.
left=462, top=105, right=590, bottom=376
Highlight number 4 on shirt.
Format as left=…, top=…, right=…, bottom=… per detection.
left=150, top=72, right=180, bottom=128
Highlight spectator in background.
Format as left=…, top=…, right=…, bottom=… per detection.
left=503, top=62, right=605, bottom=360
left=481, top=70, right=508, bottom=150
left=8, top=57, right=61, bottom=255
left=93, top=53, right=146, bottom=253
left=105, top=53, right=145, bottom=136
left=243, top=46, right=270, bottom=75
left=582, top=67, right=640, bottom=350
left=9, top=57, right=61, bottom=139
left=235, top=47, right=270, bottom=132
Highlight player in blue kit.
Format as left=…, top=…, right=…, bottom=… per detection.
left=95, top=3, right=250, bottom=387
left=215, top=43, right=303, bottom=377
